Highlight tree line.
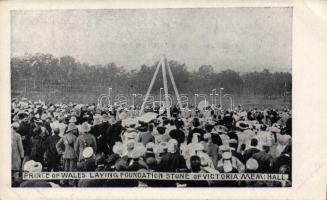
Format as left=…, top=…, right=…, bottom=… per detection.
left=11, top=53, right=291, bottom=97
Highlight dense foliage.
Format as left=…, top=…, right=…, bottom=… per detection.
left=11, top=53, right=291, bottom=97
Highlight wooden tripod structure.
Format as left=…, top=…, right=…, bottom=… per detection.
left=139, top=56, right=182, bottom=118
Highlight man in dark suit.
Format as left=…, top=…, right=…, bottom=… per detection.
left=106, top=120, right=124, bottom=154
left=243, top=138, right=261, bottom=162
left=44, top=128, right=61, bottom=171
left=91, top=114, right=111, bottom=155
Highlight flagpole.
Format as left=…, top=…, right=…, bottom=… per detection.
left=162, top=56, right=171, bottom=118
left=139, top=58, right=162, bottom=116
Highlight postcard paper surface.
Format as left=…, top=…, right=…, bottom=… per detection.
left=0, top=0, right=326, bottom=199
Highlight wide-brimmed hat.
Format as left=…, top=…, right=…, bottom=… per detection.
left=113, top=142, right=124, bottom=155
left=215, top=125, right=228, bottom=133
left=222, top=151, right=232, bottom=160
left=122, top=117, right=138, bottom=127
left=11, top=122, right=20, bottom=129
left=69, top=116, right=77, bottom=123
left=80, top=122, right=91, bottom=133
left=203, top=133, right=211, bottom=139
left=139, top=112, right=158, bottom=123
left=23, top=160, right=42, bottom=172
left=146, top=142, right=155, bottom=150
left=130, top=146, right=146, bottom=159
left=278, top=134, right=291, bottom=145
left=66, top=123, right=78, bottom=133
left=270, top=126, right=280, bottom=133
left=236, top=121, right=250, bottom=130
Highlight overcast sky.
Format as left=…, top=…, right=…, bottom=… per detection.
left=11, top=8, right=292, bottom=72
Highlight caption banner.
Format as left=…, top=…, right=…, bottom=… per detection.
left=23, top=172, right=289, bottom=181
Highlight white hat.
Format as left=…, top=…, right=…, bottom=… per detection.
left=69, top=116, right=77, bottom=123
left=93, top=114, right=101, bottom=120
left=270, top=127, right=280, bottom=133
left=168, top=139, right=178, bottom=146
left=203, top=133, right=211, bottom=139
left=278, top=134, right=291, bottom=145
left=229, top=139, right=238, bottom=144
left=197, top=151, right=211, bottom=166
left=82, top=147, right=94, bottom=159
left=122, top=118, right=138, bottom=127
left=222, top=151, right=232, bottom=160
left=195, top=143, right=204, bottom=151
left=66, top=123, right=78, bottom=133
left=130, top=146, right=145, bottom=159
left=41, top=113, right=48, bottom=120
left=246, top=158, right=259, bottom=171
left=23, top=160, right=42, bottom=172
left=80, top=122, right=91, bottom=133
left=118, top=112, right=128, bottom=120
left=139, top=112, right=158, bottom=123
left=220, top=145, right=230, bottom=152
left=159, top=142, right=168, bottom=152
left=113, top=142, right=124, bottom=155
left=11, top=122, right=20, bottom=129
left=146, top=142, right=155, bottom=150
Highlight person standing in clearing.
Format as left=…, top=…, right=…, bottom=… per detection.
left=56, top=123, right=78, bottom=186
left=74, top=122, right=97, bottom=161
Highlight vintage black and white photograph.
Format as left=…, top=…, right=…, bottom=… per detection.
left=10, top=8, right=293, bottom=188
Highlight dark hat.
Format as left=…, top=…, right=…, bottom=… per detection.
left=33, top=127, right=42, bottom=135
left=157, top=126, right=166, bottom=135
left=192, top=118, right=200, bottom=127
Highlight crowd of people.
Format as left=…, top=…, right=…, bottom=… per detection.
left=11, top=97, right=292, bottom=187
